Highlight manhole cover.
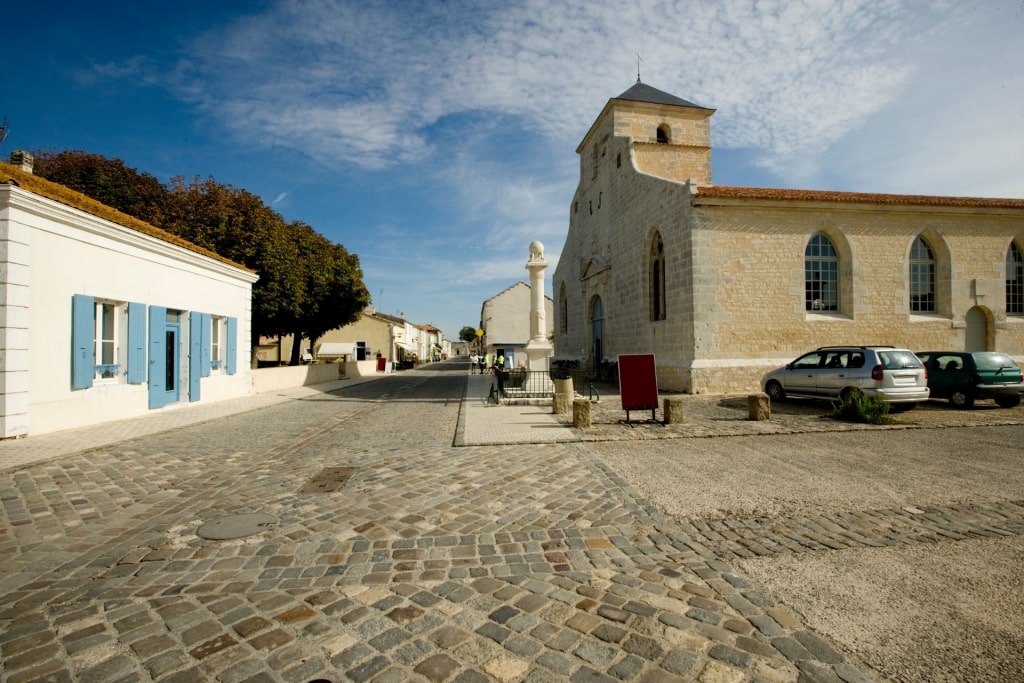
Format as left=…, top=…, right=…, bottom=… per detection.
left=299, top=466, right=356, bottom=493
left=197, top=513, right=277, bottom=540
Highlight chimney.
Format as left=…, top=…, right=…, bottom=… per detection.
left=10, top=150, right=34, bottom=174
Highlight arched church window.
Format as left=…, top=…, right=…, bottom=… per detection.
left=1008, top=242, right=1024, bottom=315
left=559, top=283, right=568, bottom=333
left=649, top=234, right=666, bottom=320
left=805, top=233, right=839, bottom=311
left=909, top=236, right=936, bottom=313
left=656, top=125, right=670, bottom=144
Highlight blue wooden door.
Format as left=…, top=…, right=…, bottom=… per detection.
left=148, top=307, right=180, bottom=408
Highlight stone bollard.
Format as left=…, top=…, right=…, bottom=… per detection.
left=554, top=377, right=574, bottom=398
left=748, top=393, right=770, bottom=421
left=663, top=396, right=685, bottom=424
left=553, top=377, right=573, bottom=415
left=573, top=398, right=591, bottom=428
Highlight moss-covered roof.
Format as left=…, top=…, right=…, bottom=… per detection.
left=1, top=161, right=253, bottom=272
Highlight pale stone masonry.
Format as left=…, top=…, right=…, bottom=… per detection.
left=553, top=81, right=1024, bottom=393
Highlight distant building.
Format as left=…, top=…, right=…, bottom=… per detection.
left=553, top=81, right=1024, bottom=393
left=273, top=308, right=448, bottom=374
left=480, top=281, right=554, bottom=369
left=0, top=153, right=258, bottom=437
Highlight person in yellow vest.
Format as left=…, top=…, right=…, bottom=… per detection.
left=497, top=354, right=505, bottom=371
left=484, top=354, right=491, bottom=373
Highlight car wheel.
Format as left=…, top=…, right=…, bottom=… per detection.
left=765, top=381, right=785, bottom=401
left=995, top=394, right=1021, bottom=408
left=949, top=389, right=975, bottom=409
left=838, top=387, right=862, bottom=402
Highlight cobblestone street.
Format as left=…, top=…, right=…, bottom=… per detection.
left=1, top=361, right=1022, bottom=682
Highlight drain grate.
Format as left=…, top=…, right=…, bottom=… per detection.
left=299, top=466, right=356, bottom=493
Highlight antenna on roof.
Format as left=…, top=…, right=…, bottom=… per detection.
left=0, top=117, right=9, bottom=144
left=636, top=53, right=642, bottom=83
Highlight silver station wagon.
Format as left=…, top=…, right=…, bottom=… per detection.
left=762, top=346, right=930, bottom=409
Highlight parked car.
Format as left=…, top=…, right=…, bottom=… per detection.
left=762, top=346, right=929, bottom=409
left=915, top=351, right=1024, bottom=408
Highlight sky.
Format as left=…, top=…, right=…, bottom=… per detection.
left=5, top=1, right=1023, bottom=340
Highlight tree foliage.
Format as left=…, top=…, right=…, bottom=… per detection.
left=32, top=150, right=369, bottom=359
left=459, top=326, right=478, bottom=343
left=32, top=150, right=170, bottom=226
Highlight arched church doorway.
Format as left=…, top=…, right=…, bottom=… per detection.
left=965, top=306, right=991, bottom=351
left=591, top=296, right=604, bottom=366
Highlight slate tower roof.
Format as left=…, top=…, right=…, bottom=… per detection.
left=613, top=80, right=714, bottom=111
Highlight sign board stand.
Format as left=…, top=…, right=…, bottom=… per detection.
left=617, top=354, right=659, bottom=424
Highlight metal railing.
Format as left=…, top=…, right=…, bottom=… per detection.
left=491, top=367, right=611, bottom=401
left=494, top=370, right=555, bottom=398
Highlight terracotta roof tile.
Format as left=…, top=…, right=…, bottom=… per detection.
left=696, top=184, right=1024, bottom=209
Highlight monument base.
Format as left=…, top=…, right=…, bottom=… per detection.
left=524, top=341, right=553, bottom=373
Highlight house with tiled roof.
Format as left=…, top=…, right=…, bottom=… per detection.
left=272, top=307, right=442, bottom=374
left=0, top=152, right=259, bottom=438
left=553, top=81, right=1024, bottom=394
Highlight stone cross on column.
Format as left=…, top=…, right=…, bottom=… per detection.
left=524, top=241, right=553, bottom=371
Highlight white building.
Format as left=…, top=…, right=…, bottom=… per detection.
left=479, top=281, right=554, bottom=369
left=0, top=154, right=258, bottom=437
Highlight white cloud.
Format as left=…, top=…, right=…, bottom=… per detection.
left=815, top=1, right=1024, bottom=197
left=77, top=0, right=1024, bottom=335
left=156, top=0, right=966, bottom=176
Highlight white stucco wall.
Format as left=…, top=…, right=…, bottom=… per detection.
left=1, top=184, right=257, bottom=436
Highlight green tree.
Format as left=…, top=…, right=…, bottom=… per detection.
left=163, top=177, right=306, bottom=352
left=459, top=326, right=480, bottom=355
left=285, top=223, right=370, bottom=364
left=31, top=150, right=171, bottom=227
left=32, top=151, right=370, bottom=361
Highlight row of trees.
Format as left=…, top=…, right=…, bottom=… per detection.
left=32, top=150, right=370, bottom=364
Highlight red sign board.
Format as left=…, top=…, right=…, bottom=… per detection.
left=618, top=354, right=658, bottom=420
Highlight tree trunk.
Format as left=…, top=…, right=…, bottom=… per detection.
left=289, top=331, right=303, bottom=366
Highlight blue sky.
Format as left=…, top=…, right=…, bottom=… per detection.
left=6, top=1, right=1023, bottom=339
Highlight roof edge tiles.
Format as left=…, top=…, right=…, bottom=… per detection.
left=1, top=161, right=255, bottom=272
left=694, top=184, right=1024, bottom=210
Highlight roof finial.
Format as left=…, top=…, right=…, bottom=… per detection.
left=636, top=53, right=642, bottom=83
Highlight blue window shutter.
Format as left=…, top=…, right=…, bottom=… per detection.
left=127, top=302, right=146, bottom=384
left=226, top=317, right=238, bottom=375
left=188, top=311, right=202, bottom=402
left=71, top=294, right=94, bottom=389
left=201, top=313, right=212, bottom=377
left=148, top=306, right=167, bottom=409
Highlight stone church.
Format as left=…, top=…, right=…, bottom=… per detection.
left=552, top=81, right=1024, bottom=393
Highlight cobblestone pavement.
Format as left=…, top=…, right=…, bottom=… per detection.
left=1, top=363, right=1020, bottom=682
left=553, top=385, right=1024, bottom=441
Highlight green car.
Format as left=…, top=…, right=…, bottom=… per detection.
left=916, top=351, right=1024, bottom=409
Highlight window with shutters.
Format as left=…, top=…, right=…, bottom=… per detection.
left=93, top=300, right=126, bottom=382
left=211, top=315, right=225, bottom=371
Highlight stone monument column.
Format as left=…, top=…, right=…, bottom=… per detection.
left=524, top=241, right=554, bottom=372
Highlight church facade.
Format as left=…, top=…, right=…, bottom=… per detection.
left=552, top=82, right=1024, bottom=393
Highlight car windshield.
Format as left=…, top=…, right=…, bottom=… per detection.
left=974, top=353, right=1018, bottom=371
left=878, top=350, right=921, bottom=369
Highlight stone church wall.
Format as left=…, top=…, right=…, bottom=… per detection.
left=553, top=82, right=1024, bottom=396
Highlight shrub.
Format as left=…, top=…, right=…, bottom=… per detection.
left=831, top=390, right=893, bottom=425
